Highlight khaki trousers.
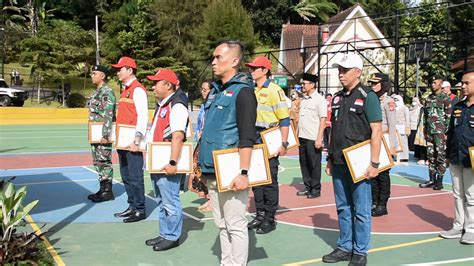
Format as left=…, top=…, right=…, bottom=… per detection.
left=449, top=164, right=474, bottom=233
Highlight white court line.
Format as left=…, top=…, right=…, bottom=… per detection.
left=403, top=257, right=474, bottom=265
left=0, top=136, right=86, bottom=139
left=0, top=165, right=90, bottom=171
left=0, top=130, right=87, bottom=134
left=0, top=150, right=90, bottom=156
left=16, top=179, right=97, bottom=186
left=82, top=166, right=206, bottom=222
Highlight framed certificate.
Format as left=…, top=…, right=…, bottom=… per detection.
left=469, top=146, right=474, bottom=171
left=383, top=130, right=403, bottom=153
left=115, top=124, right=147, bottom=151
left=260, top=122, right=299, bottom=157
left=212, top=144, right=272, bottom=192
left=88, top=122, right=116, bottom=144
left=343, top=137, right=395, bottom=183
left=148, top=142, right=193, bottom=174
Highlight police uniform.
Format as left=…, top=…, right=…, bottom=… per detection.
left=87, top=65, right=116, bottom=202
left=421, top=75, right=451, bottom=190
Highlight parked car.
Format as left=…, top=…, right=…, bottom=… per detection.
left=0, top=78, right=28, bottom=107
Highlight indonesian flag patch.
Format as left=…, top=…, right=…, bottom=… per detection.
left=355, top=98, right=364, bottom=106
left=224, top=90, right=233, bottom=97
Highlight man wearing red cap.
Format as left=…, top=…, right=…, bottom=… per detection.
left=245, top=56, right=290, bottom=234
left=111, top=56, right=149, bottom=223
left=144, top=69, right=188, bottom=251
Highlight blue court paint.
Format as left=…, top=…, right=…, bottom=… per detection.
left=0, top=167, right=161, bottom=223
left=391, top=162, right=452, bottom=184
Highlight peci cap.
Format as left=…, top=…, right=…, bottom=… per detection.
left=332, top=53, right=363, bottom=70
left=146, top=69, right=179, bottom=85
left=368, top=73, right=389, bottom=83
left=92, top=65, right=109, bottom=77
left=112, top=56, right=137, bottom=69
left=245, top=56, right=272, bottom=70
left=441, top=81, right=451, bottom=88
left=302, top=73, right=318, bottom=83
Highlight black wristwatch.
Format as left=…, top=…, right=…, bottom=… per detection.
left=240, top=169, right=248, bottom=176
left=371, top=161, right=380, bottom=168
left=169, top=160, right=177, bottom=166
left=282, top=141, right=289, bottom=149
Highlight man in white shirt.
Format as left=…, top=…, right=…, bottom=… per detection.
left=296, top=73, right=327, bottom=198
left=144, top=69, right=189, bottom=251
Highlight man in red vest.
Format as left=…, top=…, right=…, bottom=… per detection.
left=144, top=69, right=189, bottom=251
left=111, top=56, right=149, bottom=223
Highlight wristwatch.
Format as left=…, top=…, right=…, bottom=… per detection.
left=169, top=160, right=177, bottom=166
left=240, top=169, right=248, bottom=176
left=282, top=141, right=289, bottom=149
left=371, top=161, right=380, bottom=168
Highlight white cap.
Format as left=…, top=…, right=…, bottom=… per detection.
left=332, top=53, right=363, bottom=70
left=441, top=81, right=451, bottom=88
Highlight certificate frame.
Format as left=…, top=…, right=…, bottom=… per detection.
left=260, top=122, right=299, bottom=157
left=88, top=122, right=116, bottom=144
left=343, top=137, right=395, bottom=183
left=383, top=130, right=403, bottom=153
left=115, top=124, right=147, bottom=151
left=148, top=142, right=193, bottom=174
left=469, top=146, right=474, bottom=171
left=212, top=144, right=272, bottom=192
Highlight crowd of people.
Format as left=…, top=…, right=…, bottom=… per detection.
left=84, top=40, right=473, bottom=265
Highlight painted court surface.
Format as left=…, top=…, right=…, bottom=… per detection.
left=1, top=124, right=473, bottom=265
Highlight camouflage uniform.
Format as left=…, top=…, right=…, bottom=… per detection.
left=423, top=91, right=451, bottom=185
left=88, top=84, right=116, bottom=181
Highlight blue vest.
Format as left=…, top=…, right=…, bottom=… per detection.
left=198, top=79, right=248, bottom=173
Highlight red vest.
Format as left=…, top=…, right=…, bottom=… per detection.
left=153, top=105, right=172, bottom=142
left=117, top=79, right=146, bottom=126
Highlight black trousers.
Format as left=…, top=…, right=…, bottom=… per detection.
left=298, top=137, right=322, bottom=193
left=252, top=157, right=279, bottom=218
left=371, top=168, right=391, bottom=206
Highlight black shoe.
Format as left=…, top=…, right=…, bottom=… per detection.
left=88, top=181, right=105, bottom=200
left=248, top=210, right=265, bottom=230
left=322, top=248, right=352, bottom=263
left=296, top=189, right=310, bottom=196
left=371, top=205, right=388, bottom=217
left=153, top=239, right=179, bottom=251
left=256, top=220, right=276, bottom=234
left=349, top=254, right=367, bottom=266
left=433, top=184, right=443, bottom=190
left=123, top=211, right=146, bottom=223
left=114, top=208, right=134, bottom=218
left=307, top=191, right=321, bottom=199
left=419, top=181, right=434, bottom=188
left=145, top=236, right=165, bottom=246
left=91, top=182, right=114, bottom=202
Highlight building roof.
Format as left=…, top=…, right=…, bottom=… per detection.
left=325, top=4, right=360, bottom=36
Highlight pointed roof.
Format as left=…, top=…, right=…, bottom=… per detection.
left=326, top=4, right=360, bottom=35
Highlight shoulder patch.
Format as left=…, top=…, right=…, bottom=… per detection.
left=388, top=101, right=395, bottom=112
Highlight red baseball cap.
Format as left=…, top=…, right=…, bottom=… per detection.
left=245, top=56, right=272, bottom=70
left=146, top=69, right=179, bottom=85
left=112, top=56, right=137, bottom=69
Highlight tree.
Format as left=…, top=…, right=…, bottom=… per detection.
left=292, top=0, right=338, bottom=22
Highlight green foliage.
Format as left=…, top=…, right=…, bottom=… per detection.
left=0, top=181, right=42, bottom=264
left=66, top=92, right=87, bottom=108
left=292, top=0, right=338, bottom=22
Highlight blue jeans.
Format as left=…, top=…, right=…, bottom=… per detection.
left=117, top=150, right=145, bottom=212
left=332, top=164, right=372, bottom=255
left=151, top=173, right=183, bottom=241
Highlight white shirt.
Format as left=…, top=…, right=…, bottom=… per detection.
left=125, top=78, right=148, bottom=137
left=298, top=90, right=327, bottom=141
left=149, top=92, right=189, bottom=140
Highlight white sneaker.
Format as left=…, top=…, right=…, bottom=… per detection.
left=439, top=228, right=463, bottom=239
left=460, top=232, right=474, bottom=244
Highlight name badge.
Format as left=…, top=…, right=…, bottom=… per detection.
left=160, top=109, right=167, bottom=118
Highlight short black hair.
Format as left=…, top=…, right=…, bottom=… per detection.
left=216, top=40, right=245, bottom=61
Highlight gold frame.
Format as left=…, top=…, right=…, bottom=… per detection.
left=343, top=137, right=395, bottom=183
left=148, top=142, right=193, bottom=174
left=212, top=144, right=272, bottom=192
left=260, top=122, right=300, bottom=158
left=114, top=124, right=146, bottom=151
left=469, top=146, right=474, bottom=171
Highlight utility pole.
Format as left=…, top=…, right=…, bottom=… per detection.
left=394, top=9, right=400, bottom=95
left=95, top=15, right=100, bottom=65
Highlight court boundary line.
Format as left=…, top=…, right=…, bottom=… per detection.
left=26, top=215, right=65, bottom=266
left=403, top=257, right=474, bottom=265
left=283, top=237, right=443, bottom=265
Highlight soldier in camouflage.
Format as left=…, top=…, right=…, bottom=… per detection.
left=420, top=74, right=451, bottom=190
left=87, top=65, right=116, bottom=202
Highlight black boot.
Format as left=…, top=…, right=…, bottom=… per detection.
left=372, top=205, right=388, bottom=217
left=91, top=180, right=115, bottom=202
left=88, top=181, right=105, bottom=200
left=248, top=210, right=265, bottom=230
left=256, top=215, right=276, bottom=234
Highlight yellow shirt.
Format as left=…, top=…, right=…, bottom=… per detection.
left=255, top=80, right=290, bottom=128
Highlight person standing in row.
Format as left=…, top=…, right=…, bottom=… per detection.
left=419, top=74, right=451, bottom=190
left=440, top=70, right=474, bottom=244
left=324, top=53, right=382, bottom=266
left=87, top=65, right=116, bottom=203
left=393, top=94, right=410, bottom=162
left=198, top=40, right=257, bottom=265
left=368, top=73, right=397, bottom=217
left=296, top=73, right=327, bottom=199
left=144, top=69, right=188, bottom=251
left=245, top=56, right=290, bottom=234
left=408, top=97, right=422, bottom=152
left=112, top=56, right=149, bottom=223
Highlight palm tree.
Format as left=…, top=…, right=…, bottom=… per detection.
left=292, top=0, right=338, bottom=22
